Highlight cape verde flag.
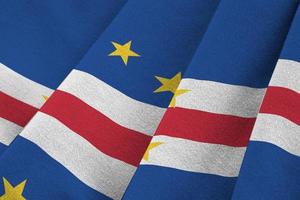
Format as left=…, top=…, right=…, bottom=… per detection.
left=1, top=0, right=300, bottom=199
left=0, top=0, right=219, bottom=199
left=123, top=0, right=299, bottom=199
left=232, top=4, right=300, bottom=199
left=0, top=0, right=126, bottom=152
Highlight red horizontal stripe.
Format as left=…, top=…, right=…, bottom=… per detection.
left=260, top=86, right=300, bottom=125
left=0, top=91, right=38, bottom=126
left=156, top=107, right=255, bottom=147
left=41, top=90, right=152, bottom=167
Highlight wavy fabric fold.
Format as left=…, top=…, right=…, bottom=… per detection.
left=0, top=0, right=300, bottom=199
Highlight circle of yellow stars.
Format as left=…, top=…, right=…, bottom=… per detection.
left=108, top=40, right=191, bottom=162
left=108, top=40, right=190, bottom=108
left=26, top=40, right=191, bottom=196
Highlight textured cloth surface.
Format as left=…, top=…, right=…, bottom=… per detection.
left=0, top=0, right=300, bottom=200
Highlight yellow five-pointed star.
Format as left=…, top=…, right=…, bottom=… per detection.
left=154, top=72, right=182, bottom=93
left=0, top=178, right=27, bottom=200
left=169, top=89, right=190, bottom=107
left=108, top=41, right=140, bottom=65
left=143, top=142, right=163, bottom=161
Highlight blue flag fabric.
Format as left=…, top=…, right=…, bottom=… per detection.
left=0, top=0, right=126, bottom=88
left=0, top=0, right=300, bottom=200
left=232, top=4, right=300, bottom=199
left=0, top=0, right=220, bottom=199
left=122, top=0, right=298, bottom=199
left=0, top=0, right=126, bottom=153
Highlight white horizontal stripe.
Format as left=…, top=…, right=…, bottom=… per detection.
left=270, top=59, right=300, bottom=93
left=58, top=69, right=165, bottom=136
left=251, top=113, right=300, bottom=157
left=21, top=112, right=135, bottom=200
left=141, top=135, right=246, bottom=177
left=0, top=63, right=53, bottom=108
left=176, top=78, right=265, bottom=118
left=0, top=117, right=22, bottom=145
